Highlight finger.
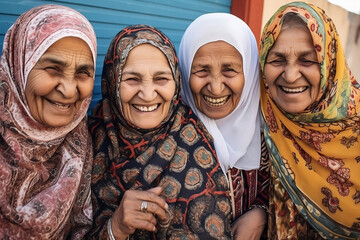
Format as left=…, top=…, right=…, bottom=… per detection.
left=143, top=187, right=168, bottom=210
left=136, top=211, right=158, bottom=226
left=147, top=186, right=163, bottom=195
left=130, top=214, right=158, bottom=232
left=117, top=209, right=158, bottom=233
left=145, top=201, right=168, bottom=221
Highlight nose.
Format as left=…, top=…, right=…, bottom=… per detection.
left=207, top=75, right=225, bottom=96
left=282, top=64, right=301, bottom=83
left=138, top=82, right=157, bottom=101
left=56, top=76, right=78, bottom=98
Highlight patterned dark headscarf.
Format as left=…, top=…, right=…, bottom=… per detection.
left=88, top=25, right=232, bottom=239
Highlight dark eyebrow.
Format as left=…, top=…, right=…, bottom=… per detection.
left=269, top=50, right=316, bottom=58
left=223, top=62, right=242, bottom=68
left=38, top=55, right=94, bottom=70
left=38, top=56, right=67, bottom=66
left=298, top=50, right=318, bottom=58
left=78, top=64, right=95, bottom=71
left=191, top=63, right=210, bottom=69
left=122, top=71, right=141, bottom=77
left=122, top=70, right=172, bottom=76
left=154, top=70, right=172, bottom=75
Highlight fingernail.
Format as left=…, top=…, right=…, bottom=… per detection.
left=165, top=203, right=169, bottom=210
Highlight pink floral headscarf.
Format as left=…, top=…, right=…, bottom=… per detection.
left=0, top=4, right=97, bottom=239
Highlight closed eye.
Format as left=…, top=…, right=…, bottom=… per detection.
left=121, top=77, right=140, bottom=85
left=45, top=66, right=60, bottom=71
left=266, top=59, right=286, bottom=66
left=44, top=66, right=62, bottom=75
left=77, top=69, right=93, bottom=78
left=223, top=68, right=238, bottom=77
left=224, top=68, right=236, bottom=72
left=299, top=59, right=318, bottom=66
left=192, top=69, right=208, bottom=77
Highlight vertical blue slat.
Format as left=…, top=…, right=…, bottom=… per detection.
left=0, top=0, right=231, bottom=112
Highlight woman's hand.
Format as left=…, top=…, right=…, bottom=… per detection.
left=231, top=207, right=267, bottom=240
left=110, top=187, right=169, bottom=239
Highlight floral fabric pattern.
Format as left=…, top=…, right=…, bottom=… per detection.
left=0, top=4, right=97, bottom=239
left=260, top=2, right=360, bottom=239
left=87, top=25, right=232, bottom=239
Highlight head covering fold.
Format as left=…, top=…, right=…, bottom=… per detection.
left=179, top=13, right=261, bottom=177
left=0, top=4, right=97, bottom=239
left=260, top=2, right=360, bottom=239
left=88, top=25, right=232, bottom=239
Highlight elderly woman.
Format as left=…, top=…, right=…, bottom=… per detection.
left=0, top=4, right=97, bottom=239
left=260, top=2, right=360, bottom=239
left=179, top=13, right=269, bottom=239
left=88, top=25, right=232, bottom=239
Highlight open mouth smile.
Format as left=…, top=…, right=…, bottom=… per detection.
left=203, top=95, right=230, bottom=107
left=47, top=99, right=71, bottom=109
left=280, top=86, right=308, bottom=93
left=133, top=104, right=160, bottom=112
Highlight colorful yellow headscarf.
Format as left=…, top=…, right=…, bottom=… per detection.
left=260, top=2, right=360, bottom=239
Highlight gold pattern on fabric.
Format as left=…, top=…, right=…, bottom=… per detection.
left=184, top=168, right=204, bottom=190
left=157, top=135, right=177, bottom=161
left=180, top=124, right=200, bottom=146
left=260, top=2, right=360, bottom=239
left=169, top=147, right=189, bottom=173
left=194, top=146, right=215, bottom=169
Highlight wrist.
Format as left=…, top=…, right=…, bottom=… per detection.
left=108, top=217, right=129, bottom=240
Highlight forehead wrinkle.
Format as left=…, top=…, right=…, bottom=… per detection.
left=38, top=55, right=68, bottom=67
left=269, top=48, right=316, bottom=58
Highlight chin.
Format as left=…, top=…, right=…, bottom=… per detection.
left=201, top=111, right=228, bottom=119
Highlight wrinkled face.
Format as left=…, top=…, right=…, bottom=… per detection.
left=120, top=44, right=175, bottom=129
left=189, top=41, right=245, bottom=119
left=26, top=37, right=94, bottom=127
left=263, top=26, right=321, bottom=114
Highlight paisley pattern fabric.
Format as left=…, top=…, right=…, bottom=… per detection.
left=259, top=2, right=360, bottom=239
left=88, top=25, right=232, bottom=239
left=0, top=4, right=97, bottom=239
left=229, top=134, right=269, bottom=220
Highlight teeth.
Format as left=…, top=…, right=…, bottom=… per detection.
left=281, top=86, right=307, bottom=93
left=50, top=100, right=71, bottom=109
left=203, top=95, right=229, bottom=106
left=134, top=104, right=158, bottom=112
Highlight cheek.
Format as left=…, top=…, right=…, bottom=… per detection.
left=309, top=69, right=321, bottom=89
left=161, top=82, right=176, bottom=101
left=119, top=84, right=136, bottom=104
left=189, top=76, right=204, bottom=95
left=228, top=76, right=245, bottom=94
left=264, top=63, right=281, bottom=82
left=78, top=79, right=94, bottom=99
left=25, top=77, right=57, bottom=98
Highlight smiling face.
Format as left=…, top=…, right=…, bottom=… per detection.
left=25, top=37, right=94, bottom=127
left=263, top=26, right=321, bottom=114
left=189, top=41, right=245, bottom=119
left=120, top=44, right=175, bottom=129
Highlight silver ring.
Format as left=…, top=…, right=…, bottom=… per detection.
left=140, top=201, right=148, bottom=212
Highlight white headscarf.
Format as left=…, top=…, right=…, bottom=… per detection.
left=179, top=13, right=261, bottom=177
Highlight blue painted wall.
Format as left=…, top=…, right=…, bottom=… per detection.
left=0, top=0, right=231, bottom=111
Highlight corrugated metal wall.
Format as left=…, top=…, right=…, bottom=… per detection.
left=0, top=0, right=231, bottom=111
